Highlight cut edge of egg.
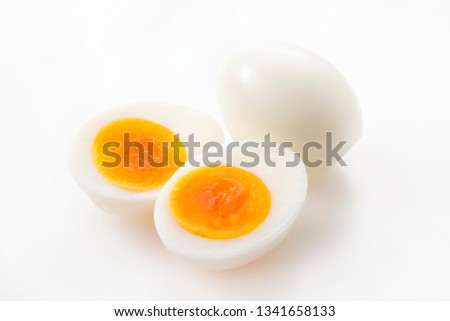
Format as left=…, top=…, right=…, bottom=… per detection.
left=67, top=102, right=225, bottom=216
left=154, top=141, right=308, bottom=270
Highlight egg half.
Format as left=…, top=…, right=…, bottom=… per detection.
left=218, top=42, right=362, bottom=171
left=68, top=102, right=224, bottom=215
left=154, top=142, right=308, bottom=269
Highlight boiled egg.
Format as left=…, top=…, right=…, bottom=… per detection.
left=67, top=102, right=224, bottom=216
left=218, top=42, right=362, bottom=171
left=154, top=142, right=307, bottom=269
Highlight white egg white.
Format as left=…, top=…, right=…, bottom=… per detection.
left=67, top=102, right=224, bottom=216
left=218, top=42, right=362, bottom=172
left=154, top=142, right=308, bottom=270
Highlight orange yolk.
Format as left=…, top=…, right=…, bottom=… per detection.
left=170, top=166, right=271, bottom=239
left=92, top=118, right=187, bottom=191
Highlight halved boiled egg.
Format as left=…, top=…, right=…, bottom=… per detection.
left=67, top=102, right=224, bottom=215
left=154, top=142, right=308, bottom=269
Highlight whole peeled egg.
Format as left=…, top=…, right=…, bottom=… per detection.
left=218, top=43, right=362, bottom=171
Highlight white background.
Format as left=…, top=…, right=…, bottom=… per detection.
left=1, top=0, right=449, bottom=300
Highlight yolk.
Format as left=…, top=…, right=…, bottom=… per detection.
left=170, top=166, right=271, bottom=239
left=92, top=118, right=187, bottom=191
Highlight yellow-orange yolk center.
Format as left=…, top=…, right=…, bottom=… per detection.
left=92, top=118, right=187, bottom=191
left=170, top=166, right=271, bottom=239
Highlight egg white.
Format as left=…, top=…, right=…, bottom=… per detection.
left=154, top=141, right=308, bottom=270
left=67, top=102, right=224, bottom=216
left=218, top=42, right=362, bottom=172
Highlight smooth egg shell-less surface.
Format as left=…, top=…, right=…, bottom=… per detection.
left=218, top=43, right=362, bottom=171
